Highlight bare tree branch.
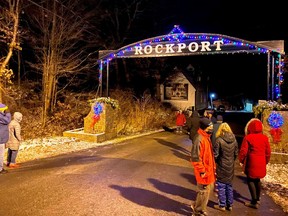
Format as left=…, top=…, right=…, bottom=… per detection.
left=25, top=0, right=100, bottom=124
left=0, top=0, right=22, bottom=102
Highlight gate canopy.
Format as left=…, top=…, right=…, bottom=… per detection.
left=98, top=25, right=285, bottom=100
left=99, top=25, right=284, bottom=63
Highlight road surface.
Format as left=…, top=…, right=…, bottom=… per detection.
left=0, top=131, right=286, bottom=216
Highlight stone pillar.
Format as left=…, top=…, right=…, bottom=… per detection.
left=83, top=101, right=117, bottom=140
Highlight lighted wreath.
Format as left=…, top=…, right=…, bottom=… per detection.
left=268, top=112, right=284, bottom=128
left=90, top=102, right=103, bottom=128
left=268, top=111, right=284, bottom=143
left=88, top=97, right=119, bottom=129
left=93, top=102, right=103, bottom=116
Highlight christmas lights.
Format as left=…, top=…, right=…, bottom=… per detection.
left=98, top=25, right=285, bottom=99
left=268, top=111, right=284, bottom=128
left=268, top=111, right=284, bottom=143
left=99, top=25, right=277, bottom=64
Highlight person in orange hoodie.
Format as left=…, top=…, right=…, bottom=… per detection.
left=239, top=118, right=271, bottom=209
left=190, top=118, right=216, bottom=216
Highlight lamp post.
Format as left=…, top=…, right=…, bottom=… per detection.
left=210, top=93, right=215, bottom=109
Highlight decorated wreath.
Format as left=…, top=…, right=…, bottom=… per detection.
left=268, top=111, right=284, bottom=128
left=88, top=97, right=119, bottom=129
left=90, top=102, right=103, bottom=128
left=268, top=111, right=284, bottom=143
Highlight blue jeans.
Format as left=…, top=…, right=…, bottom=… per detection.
left=7, top=148, right=18, bottom=164
left=0, top=144, right=5, bottom=170
left=217, top=180, right=233, bottom=207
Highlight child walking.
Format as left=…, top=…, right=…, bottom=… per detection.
left=213, top=122, right=238, bottom=211
left=6, top=112, right=23, bottom=168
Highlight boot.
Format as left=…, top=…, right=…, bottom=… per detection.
left=244, top=202, right=259, bottom=209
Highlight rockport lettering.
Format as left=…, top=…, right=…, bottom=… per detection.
left=134, top=40, right=224, bottom=55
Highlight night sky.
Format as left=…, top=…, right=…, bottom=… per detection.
left=22, top=0, right=287, bottom=103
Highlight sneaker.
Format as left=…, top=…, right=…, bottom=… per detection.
left=193, top=211, right=208, bottom=216
left=244, top=202, right=259, bottom=209
left=9, top=163, right=20, bottom=168
left=0, top=169, right=8, bottom=174
left=191, top=205, right=208, bottom=216
left=226, top=206, right=232, bottom=211
left=190, top=204, right=195, bottom=211
left=214, top=205, right=225, bottom=211
left=199, top=211, right=208, bottom=216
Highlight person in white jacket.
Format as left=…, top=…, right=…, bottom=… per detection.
left=6, top=112, right=23, bottom=168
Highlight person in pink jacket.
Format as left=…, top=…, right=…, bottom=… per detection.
left=238, top=118, right=271, bottom=209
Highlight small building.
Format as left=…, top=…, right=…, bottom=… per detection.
left=160, top=70, right=208, bottom=111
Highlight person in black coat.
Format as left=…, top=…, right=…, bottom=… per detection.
left=211, top=115, right=223, bottom=147
left=186, top=110, right=200, bottom=141
left=213, top=122, right=238, bottom=212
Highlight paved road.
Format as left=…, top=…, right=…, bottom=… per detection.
left=0, top=131, right=286, bottom=216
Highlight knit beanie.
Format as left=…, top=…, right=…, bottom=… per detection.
left=199, top=118, right=212, bottom=130
left=216, top=115, right=223, bottom=122
left=13, top=112, right=23, bottom=122
left=0, top=103, right=8, bottom=112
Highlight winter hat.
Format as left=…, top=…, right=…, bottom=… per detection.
left=13, top=112, right=23, bottom=122
left=245, top=118, right=263, bottom=135
left=199, top=118, right=212, bottom=130
left=0, top=103, right=8, bottom=112
left=216, top=115, right=223, bottom=122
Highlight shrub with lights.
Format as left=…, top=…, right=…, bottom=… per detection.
left=253, top=100, right=288, bottom=117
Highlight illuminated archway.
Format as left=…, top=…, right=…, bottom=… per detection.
left=98, top=25, right=285, bottom=101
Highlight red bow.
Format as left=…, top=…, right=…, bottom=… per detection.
left=90, top=114, right=100, bottom=128
left=270, top=128, right=283, bottom=143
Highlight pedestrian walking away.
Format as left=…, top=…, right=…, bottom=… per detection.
left=0, top=103, right=11, bottom=174
left=186, top=110, right=200, bottom=141
left=213, top=122, right=238, bottom=212
left=175, top=109, right=186, bottom=133
left=238, top=118, right=271, bottom=209
left=211, top=114, right=223, bottom=148
left=6, top=112, right=23, bottom=168
left=190, top=118, right=216, bottom=216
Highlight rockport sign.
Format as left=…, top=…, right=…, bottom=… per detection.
left=134, top=40, right=224, bottom=56
left=99, top=32, right=282, bottom=61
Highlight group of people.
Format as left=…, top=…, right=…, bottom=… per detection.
left=183, top=109, right=271, bottom=216
left=0, top=103, right=23, bottom=174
